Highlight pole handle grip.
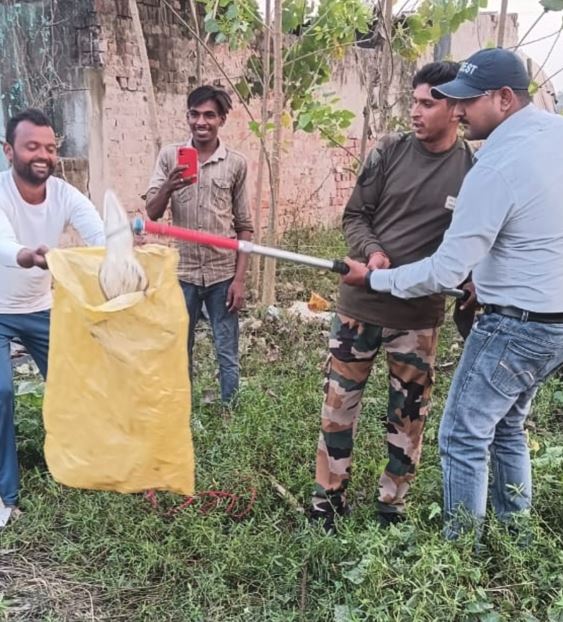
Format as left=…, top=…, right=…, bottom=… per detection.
left=443, top=288, right=470, bottom=301
left=132, top=217, right=144, bottom=235
left=331, top=260, right=350, bottom=275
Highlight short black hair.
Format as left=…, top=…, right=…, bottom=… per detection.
left=513, top=88, right=532, bottom=105
left=6, top=108, right=53, bottom=146
left=187, top=85, right=233, bottom=117
left=412, top=61, right=460, bottom=89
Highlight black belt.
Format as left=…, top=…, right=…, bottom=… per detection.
left=483, top=304, right=563, bottom=324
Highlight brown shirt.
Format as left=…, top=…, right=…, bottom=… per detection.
left=338, top=133, right=473, bottom=329
left=146, top=140, right=253, bottom=286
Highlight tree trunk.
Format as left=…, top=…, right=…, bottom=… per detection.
left=188, top=0, right=202, bottom=85
left=377, top=0, right=394, bottom=134
left=251, top=0, right=271, bottom=295
left=261, top=0, right=282, bottom=306
left=359, top=78, right=373, bottom=164
left=497, top=0, right=509, bottom=48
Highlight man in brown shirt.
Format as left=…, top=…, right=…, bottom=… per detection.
left=146, top=85, right=253, bottom=405
left=310, top=62, right=474, bottom=532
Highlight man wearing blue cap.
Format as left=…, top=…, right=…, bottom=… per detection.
left=341, top=48, right=563, bottom=540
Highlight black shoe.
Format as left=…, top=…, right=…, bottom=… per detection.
left=308, top=495, right=350, bottom=534
left=376, top=510, right=405, bottom=529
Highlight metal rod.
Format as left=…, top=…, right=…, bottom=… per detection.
left=443, top=288, right=467, bottom=300
left=247, top=242, right=336, bottom=271
left=135, top=218, right=468, bottom=298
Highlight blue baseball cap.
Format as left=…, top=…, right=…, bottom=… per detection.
left=431, top=48, right=530, bottom=99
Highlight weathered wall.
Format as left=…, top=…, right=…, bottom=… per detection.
left=0, top=0, right=101, bottom=199
left=85, top=0, right=370, bottom=228
left=0, top=2, right=556, bottom=234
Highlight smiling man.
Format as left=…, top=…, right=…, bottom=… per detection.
left=342, top=48, right=563, bottom=540
left=310, top=62, right=474, bottom=533
left=0, top=109, right=104, bottom=522
left=146, top=86, right=253, bottom=406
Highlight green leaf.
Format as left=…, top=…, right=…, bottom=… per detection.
left=342, top=555, right=371, bottom=585
left=466, top=600, right=494, bottom=613
left=225, top=3, right=238, bottom=19
left=235, top=79, right=251, bottom=100
left=428, top=501, right=441, bottom=520
left=281, top=111, right=293, bottom=129
left=204, top=17, right=221, bottom=33
left=248, top=120, right=261, bottom=135
left=334, top=605, right=354, bottom=622
left=297, top=113, right=312, bottom=129
left=541, top=0, right=563, bottom=10
left=533, top=446, right=563, bottom=469
left=15, top=379, right=44, bottom=396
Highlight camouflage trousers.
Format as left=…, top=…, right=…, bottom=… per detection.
left=312, top=313, right=439, bottom=516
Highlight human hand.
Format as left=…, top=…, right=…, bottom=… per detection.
left=164, top=166, right=197, bottom=194
left=133, top=233, right=146, bottom=246
left=341, top=257, right=369, bottom=288
left=367, top=251, right=391, bottom=270
left=459, top=281, right=480, bottom=311
left=227, top=279, right=245, bottom=312
left=17, top=245, right=49, bottom=269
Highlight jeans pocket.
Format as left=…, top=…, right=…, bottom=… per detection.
left=491, top=339, right=553, bottom=397
left=472, top=314, right=499, bottom=337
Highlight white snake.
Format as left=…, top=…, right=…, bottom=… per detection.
left=99, top=190, right=148, bottom=300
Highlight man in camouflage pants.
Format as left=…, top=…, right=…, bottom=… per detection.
left=310, top=61, right=474, bottom=531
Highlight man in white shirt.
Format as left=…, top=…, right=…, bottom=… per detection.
left=342, top=48, right=563, bottom=539
left=0, top=109, right=104, bottom=521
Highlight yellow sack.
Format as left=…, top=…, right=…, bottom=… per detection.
left=43, top=245, right=194, bottom=496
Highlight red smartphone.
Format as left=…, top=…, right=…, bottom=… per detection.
left=177, top=146, right=198, bottom=181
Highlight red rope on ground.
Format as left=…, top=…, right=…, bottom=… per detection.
left=144, top=488, right=257, bottom=519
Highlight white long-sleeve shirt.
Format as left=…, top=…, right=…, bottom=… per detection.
left=0, top=170, right=105, bottom=313
left=370, top=105, right=563, bottom=313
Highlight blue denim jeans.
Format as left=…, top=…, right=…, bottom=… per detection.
left=179, top=279, right=239, bottom=404
left=0, top=311, right=50, bottom=507
left=439, top=312, right=563, bottom=538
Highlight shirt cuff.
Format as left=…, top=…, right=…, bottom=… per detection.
left=369, top=269, right=393, bottom=293
left=0, top=242, right=25, bottom=268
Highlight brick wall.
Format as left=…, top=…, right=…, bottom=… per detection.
left=0, top=2, right=555, bottom=236
left=90, top=0, right=374, bottom=230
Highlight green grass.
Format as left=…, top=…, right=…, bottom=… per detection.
left=1, top=227, right=563, bottom=621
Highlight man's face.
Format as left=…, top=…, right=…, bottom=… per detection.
left=3, top=120, right=57, bottom=186
left=187, top=99, right=224, bottom=146
left=453, top=90, right=506, bottom=140
left=410, top=83, right=459, bottom=143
